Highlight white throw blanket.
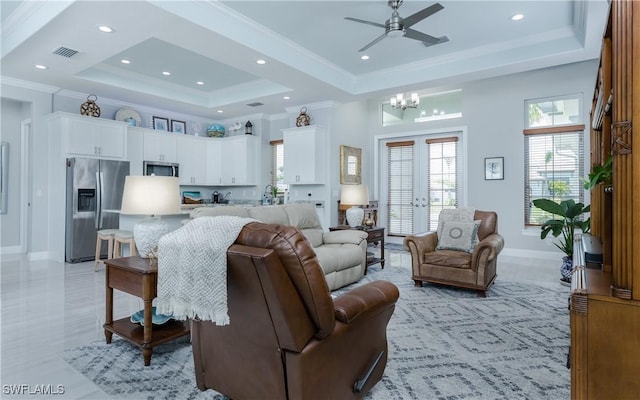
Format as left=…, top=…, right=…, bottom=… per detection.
left=156, top=216, right=255, bottom=325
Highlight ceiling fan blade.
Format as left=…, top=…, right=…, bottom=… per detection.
left=403, top=28, right=441, bottom=45
left=344, top=17, right=386, bottom=29
left=401, top=2, right=444, bottom=28
left=422, top=35, right=449, bottom=47
left=358, top=32, right=387, bottom=52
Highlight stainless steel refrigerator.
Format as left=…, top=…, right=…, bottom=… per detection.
left=65, top=157, right=130, bottom=263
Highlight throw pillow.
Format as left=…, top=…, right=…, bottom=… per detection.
left=436, top=220, right=481, bottom=253
left=437, top=207, right=476, bottom=238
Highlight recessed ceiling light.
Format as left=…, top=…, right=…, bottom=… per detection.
left=97, top=25, right=113, bottom=33
left=283, top=96, right=290, bottom=100
left=256, top=59, right=266, bottom=65
left=196, top=81, right=204, bottom=85
left=34, top=64, right=47, bottom=70
left=511, top=14, right=524, bottom=21
left=217, top=110, right=224, bottom=113
left=120, top=59, right=130, bottom=64
left=162, top=71, right=171, bottom=76
left=361, top=55, right=370, bottom=60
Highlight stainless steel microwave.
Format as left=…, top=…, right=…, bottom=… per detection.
left=143, top=161, right=179, bottom=177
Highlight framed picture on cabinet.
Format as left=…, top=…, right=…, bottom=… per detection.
left=484, top=157, right=504, bottom=180
left=171, top=120, right=186, bottom=134
left=340, top=145, right=362, bottom=184
left=152, top=116, right=169, bottom=131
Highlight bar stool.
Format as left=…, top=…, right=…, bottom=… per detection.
left=113, top=230, right=137, bottom=259
left=95, top=229, right=118, bottom=271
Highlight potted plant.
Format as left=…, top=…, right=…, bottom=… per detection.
left=582, top=155, right=613, bottom=190
left=531, top=198, right=591, bottom=283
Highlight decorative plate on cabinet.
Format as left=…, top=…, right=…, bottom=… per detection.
left=115, top=108, right=142, bottom=127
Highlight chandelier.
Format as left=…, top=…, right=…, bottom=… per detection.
left=390, top=93, right=419, bottom=110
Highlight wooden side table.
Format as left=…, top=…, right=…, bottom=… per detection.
left=329, top=225, right=385, bottom=274
left=104, top=256, right=190, bottom=366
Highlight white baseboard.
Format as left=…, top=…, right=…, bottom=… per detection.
left=27, top=251, right=51, bottom=261
left=0, top=245, right=22, bottom=255
left=501, top=247, right=563, bottom=260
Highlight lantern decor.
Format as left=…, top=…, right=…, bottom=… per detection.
left=296, top=107, right=311, bottom=127
left=80, top=94, right=101, bottom=117
left=245, top=120, right=253, bottom=135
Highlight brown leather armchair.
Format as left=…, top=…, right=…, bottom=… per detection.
left=191, top=222, right=399, bottom=399
left=403, top=210, right=504, bottom=297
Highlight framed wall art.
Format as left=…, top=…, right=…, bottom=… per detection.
left=171, top=120, right=186, bottom=134
left=152, top=116, right=169, bottom=131
left=485, top=157, right=504, bottom=180
left=340, top=145, right=362, bottom=184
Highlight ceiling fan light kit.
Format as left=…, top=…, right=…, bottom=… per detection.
left=345, top=1, right=448, bottom=52
left=391, top=92, right=419, bottom=110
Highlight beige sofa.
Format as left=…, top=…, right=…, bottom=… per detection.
left=189, top=203, right=368, bottom=290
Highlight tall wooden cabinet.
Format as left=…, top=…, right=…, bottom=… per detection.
left=570, top=1, right=640, bottom=398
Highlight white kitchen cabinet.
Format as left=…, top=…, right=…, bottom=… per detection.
left=282, top=125, right=325, bottom=184
left=178, top=135, right=207, bottom=185
left=142, top=130, right=178, bottom=163
left=53, top=113, right=127, bottom=159
left=206, top=135, right=257, bottom=186
left=127, top=128, right=144, bottom=175
left=221, top=135, right=258, bottom=185
left=206, top=140, right=223, bottom=185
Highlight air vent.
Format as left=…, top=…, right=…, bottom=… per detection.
left=52, top=46, right=78, bottom=58
left=246, top=102, right=264, bottom=107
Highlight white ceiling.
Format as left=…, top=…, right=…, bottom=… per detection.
left=0, top=0, right=609, bottom=120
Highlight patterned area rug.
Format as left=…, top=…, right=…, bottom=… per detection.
left=63, top=251, right=570, bottom=400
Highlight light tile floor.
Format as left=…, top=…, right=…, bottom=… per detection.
left=0, top=247, right=565, bottom=399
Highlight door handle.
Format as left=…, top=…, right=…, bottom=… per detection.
left=95, top=172, right=101, bottom=229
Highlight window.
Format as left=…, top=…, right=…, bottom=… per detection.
left=382, top=90, right=462, bottom=127
left=524, top=94, right=585, bottom=225
left=270, top=140, right=287, bottom=194
left=525, top=95, right=581, bottom=128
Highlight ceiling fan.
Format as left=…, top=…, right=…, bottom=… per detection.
left=345, top=0, right=449, bottom=52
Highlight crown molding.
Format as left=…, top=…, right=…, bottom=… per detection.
left=1, top=76, right=60, bottom=93
left=1, top=1, right=73, bottom=59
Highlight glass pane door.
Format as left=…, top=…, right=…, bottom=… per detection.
left=381, top=132, right=462, bottom=237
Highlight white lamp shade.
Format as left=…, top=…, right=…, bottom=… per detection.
left=120, top=176, right=181, bottom=258
left=120, top=176, right=181, bottom=216
left=340, top=184, right=369, bottom=206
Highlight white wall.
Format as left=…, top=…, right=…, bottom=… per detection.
left=0, top=99, right=23, bottom=249
left=364, top=59, right=599, bottom=255
left=1, top=83, right=53, bottom=258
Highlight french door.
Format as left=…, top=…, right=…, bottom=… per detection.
left=380, top=131, right=463, bottom=238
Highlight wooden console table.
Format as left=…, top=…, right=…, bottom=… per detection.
left=103, top=256, right=190, bottom=366
left=329, top=225, right=385, bottom=274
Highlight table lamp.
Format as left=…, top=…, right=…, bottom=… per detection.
left=120, top=176, right=181, bottom=258
left=340, top=184, right=369, bottom=228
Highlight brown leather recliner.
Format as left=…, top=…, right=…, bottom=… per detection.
left=191, top=222, right=399, bottom=400
left=403, top=210, right=504, bottom=297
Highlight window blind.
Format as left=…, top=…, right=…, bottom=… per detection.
left=426, top=137, right=459, bottom=231
left=524, top=130, right=584, bottom=225
left=270, top=140, right=285, bottom=191
left=386, top=141, right=414, bottom=235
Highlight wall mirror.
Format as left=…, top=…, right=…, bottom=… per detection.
left=340, top=145, right=362, bottom=184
